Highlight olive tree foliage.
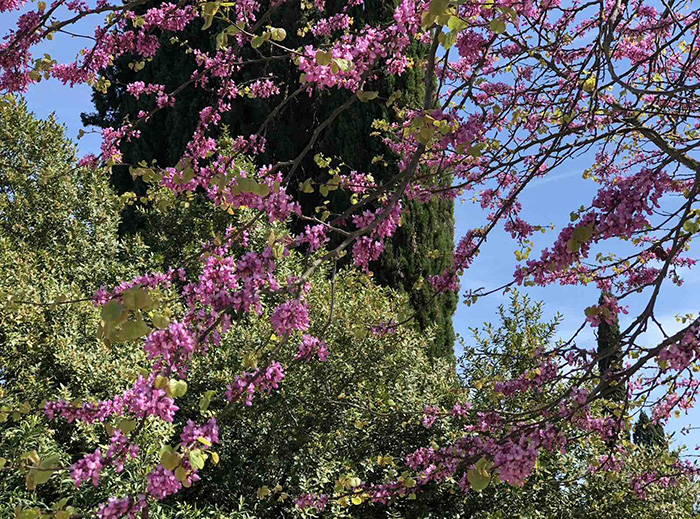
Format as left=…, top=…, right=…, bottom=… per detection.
left=0, top=95, right=153, bottom=515
left=0, top=95, right=154, bottom=400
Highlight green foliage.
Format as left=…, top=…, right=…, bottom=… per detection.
left=375, top=195, right=458, bottom=360
left=0, top=95, right=156, bottom=514
left=596, top=292, right=625, bottom=447
left=0, top=95, right=153, bottom=400
left=2, top=98, right=695, bottom=519
left=180, top=268, right=463, bottom=518
left=597, top=293, right=623, bottom=383
left=459, top=291, right=562, bottom=410
left=457, top=446, right=699, bottom=519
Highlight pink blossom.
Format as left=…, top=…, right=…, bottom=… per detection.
left=71, top=449, right=103, bottom=487
left=271, top=299, right=310, bottom=335
left=295, top=334, right=329, bottom=363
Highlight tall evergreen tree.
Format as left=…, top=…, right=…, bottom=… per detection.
left=633, top=411, right=666, bottom=450
left=596, top=292, right=626, bottom=446
left=82, top=0, right=457, bottom=358
left=597, top=293, right=625, bottom=403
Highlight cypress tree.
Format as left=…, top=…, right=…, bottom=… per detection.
left=596, top=293, right=624, bottom=403
left=633, top=411, right=666, bottom=450
left=596, top=292, right=626, bottom=446
left=82, top=0, right=457, bottom=357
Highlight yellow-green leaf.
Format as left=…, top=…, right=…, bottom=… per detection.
left=270, top=28, right=286, bottom=41
left=583, top=75, right=596, bottom=93
left=189, top=449, right=206, bottom=470
left=169, top=379, right=188, bottom=398
left=40, top=454, right=60, bottom=470
left=447, top=15, right=468, bottom=32
left=467, top=468, right=490, bottom=491
left=151, top=313, right=170, bottom=329
left=490, top=19, right=506, bottom=34
left=117, top=419, right=137, bottom=434
left=356, top=90, right=379, bottom=103
left=119, top=320, right=151, bottom=342
left=101, top=299, right=124, bottom=323
left=175, top=466, right=188, bottom=482
left=32, top=468, right=52, bottom=485
left=251, top=35, right=265, bottom=48
left=25, top=470, right=36, bottom=490
left=315, top=50, right=332, bottom=66
left=161, top=450, right=181, bottom=471
left=428, top=0, right=449, bottom=16
left=201, top=2, right=219, bottom=30
left=199, top=390, right=215, bottom=412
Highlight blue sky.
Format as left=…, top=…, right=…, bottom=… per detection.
left=2, top=10, right=698, bottom=450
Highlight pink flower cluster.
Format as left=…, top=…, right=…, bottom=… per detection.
left=494, top=360, right=558, bottom=397
left=430, top=229, right=483, bottom=292
left=225, top=362, right=285, bottom=406
left=143, top=322, right=197, bottom=376
left=180, top=418, right=220, bottom=447
left=147, top=465, right=182, bottom=500
left=310, top=14, right=353, bottom=37
left=371, top=320, right=397, bottom=337
left=404, top=421, right=564, bottom=492
left=93, top=268, right=185, bottom=306
left=422, top=405, right=440, bottom=428
left=631, top=470, right=677, bottom=499
left=106, top=430, right=140, bottom=473
left=0, top=0, right=23, bottom=12
left=71, top=449, right=104, bottom=487
left=584, top=293, right=628, bottom=327
left=45, top=372, right=179, bottom=425
left=451, top=402, right=473, bottom=418
left=97, top=495, right=147, bottom=519
left=297, top=224, right=329, bottom=252
left=71, top=430, right=140, bottom=490
left=126, top=81, right=174, bottom=108
left=659, top=329, right=700, bottom=372
left=352, top=202, right=402, bottom=271
left=295, top=334, right=329, bottom=363
left=249, top=79, right=280, bottom=98
left=589, top=452, right=625, bottom=474
left=45, top=399, right=115, bottom=424
left=271, top=299, right=310, bottom=335
left=296, top=493, right=329, bottom=511
left=124, top=376, right=179, bottom=422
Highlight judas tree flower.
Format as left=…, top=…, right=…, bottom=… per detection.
left=295, top=334, right=329, bottom=363
left=146, top=465, right=181, bottom=500
left=271, top=299, right=310, bottom=335
left=71, top=449, right=103, bottom=488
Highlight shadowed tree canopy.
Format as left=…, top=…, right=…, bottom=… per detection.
left=82, top=0, right=458, bottom=358
left=633, top=411, right=666, bottom=451
left=597, top=293, right=625, bottom=404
